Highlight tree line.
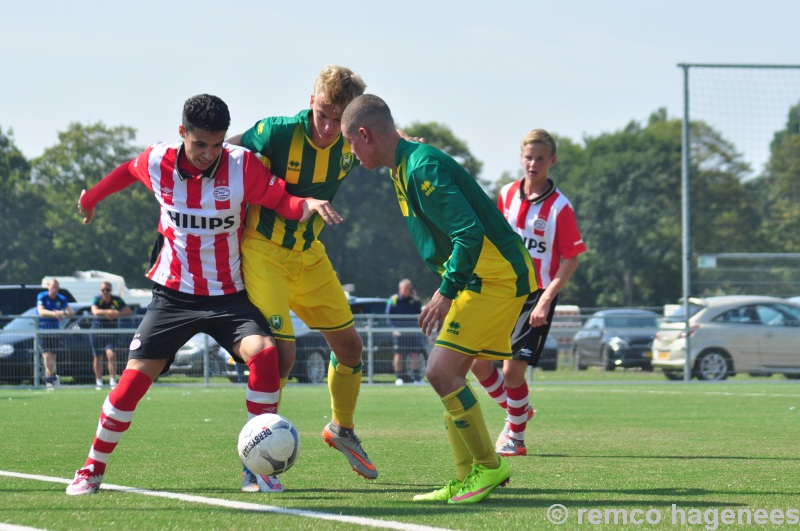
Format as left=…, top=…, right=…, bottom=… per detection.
left=1, top=103, right=798, bottom=308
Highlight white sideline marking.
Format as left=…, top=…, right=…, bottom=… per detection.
left=0, top=470, right=451, bottom=531
left=537, top=386, right=800, bottom=398
left=0, top=524, right=48, bottom=531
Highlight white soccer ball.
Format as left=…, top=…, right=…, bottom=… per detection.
left=238, top=413, right=300, bottom=476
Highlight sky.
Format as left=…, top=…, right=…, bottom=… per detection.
left=1, top=1, right=799, bottom=183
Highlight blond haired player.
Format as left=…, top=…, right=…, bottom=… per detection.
left=473, top=129, right=586, bottom=456
left=228, top=66, right=376, bottom=492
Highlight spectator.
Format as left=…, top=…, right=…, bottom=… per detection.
left=386, top=279, right=426, bottom=385
left=90, top=282, right=132, bottom=389
left=37, top=278, right=74, bottom=388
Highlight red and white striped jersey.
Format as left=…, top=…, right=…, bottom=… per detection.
left=82, top=141, right=304, bottom=297
left=498, top=180, right=586, bottom=289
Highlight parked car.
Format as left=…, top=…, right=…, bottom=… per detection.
left=538, top=334, right=559, bottom=371
left=0, top=303, right=96, bottom=385
left=652, top=295, right=800, bottom=381
left=572, top=309, right=659, bottom=371
left=168, top=333, right=229, bottom=377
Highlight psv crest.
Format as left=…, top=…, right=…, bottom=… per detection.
left=340, top=153, right=355, bottom=173
left=269, top=315, right=283, bottom=331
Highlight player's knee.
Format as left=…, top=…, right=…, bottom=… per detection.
left=238, top=334, right=277, bottom=361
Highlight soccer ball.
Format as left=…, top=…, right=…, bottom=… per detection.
left=238, top=413, right=300, bottom=476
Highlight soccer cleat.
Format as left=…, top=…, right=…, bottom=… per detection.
left=448, top=457, right=510, bottom=505
left=66, top=464, right=103, bottom=495
left=412, top=479, right=463, bottom=502
left=257, top=474, right=284, bottom=492
left=496, top=436, right=527, bottom=457
left=241, top=468, right=284, bottom=493
left=322, top=422, right=378, bottom=479
left=495, top=405, right=535, bottom=448
left=241, top=469, right=260, bottom=492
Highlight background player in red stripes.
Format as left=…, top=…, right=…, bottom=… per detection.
left=472, top=129, right=586, bottom=457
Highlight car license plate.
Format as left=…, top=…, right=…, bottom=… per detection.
left=644, top=350, right=652, bottom=359
left=657, top=351, right=670, bottom=360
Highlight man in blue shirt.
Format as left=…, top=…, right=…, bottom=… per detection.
left=386, top=279, right=427, bottom=384
left=37, top=278, right=74, bottom=388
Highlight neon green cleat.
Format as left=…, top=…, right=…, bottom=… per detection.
left=412, top=479, right=463, bottom=502
left=448, top=457, right=510, bottom=505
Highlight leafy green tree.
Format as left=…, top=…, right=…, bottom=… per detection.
left=0, top=126, right=48, bottom=282
left=320, top=122, right=483, bottom=300
left=754, top=101, right=800, bottom=251
left=30, top=123, right=157, bottom=287
left=562, top=109, right=759, bottom=307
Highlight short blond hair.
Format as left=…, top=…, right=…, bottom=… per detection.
left=521, top=129, right=556, bottom=156
left=313, top=65, right=366, bottom=108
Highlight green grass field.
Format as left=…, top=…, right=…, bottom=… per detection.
left=1, top=374, right=799, bottom=530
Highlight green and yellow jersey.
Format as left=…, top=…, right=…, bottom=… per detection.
left=241, top=110, right=358, bottom=251
left=391, top=139, right=536, bottom=299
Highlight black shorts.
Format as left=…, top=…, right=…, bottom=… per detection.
left=129, top=285, right=273, bottom=374
left=90, top=330, right=127, bottom=356
left=37, top=332, right=63, bottom=354
left=392, top=330, right=427, bottom=355
left=509, top=290, right=558, bottom=367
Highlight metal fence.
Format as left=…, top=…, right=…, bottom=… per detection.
left=0, top=312, right=586, bottom=387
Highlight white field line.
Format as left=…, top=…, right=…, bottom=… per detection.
left=0, top=471, right=453, bottom=531
left=535, top=387, right=800, bottom=398
left=0, top=523, right=48, bottom=531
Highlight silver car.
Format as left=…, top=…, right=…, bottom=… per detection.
left=652, top=295, right=800, bottom=381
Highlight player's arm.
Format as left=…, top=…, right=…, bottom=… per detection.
left=225, top=133, right=244, bottom=146
left=228, top=118, right=271, bottom=153
left=412, top=166, right=484, bottom=299
left=529, top=207, right=586, bottom=326
left=242, top=154, right=342, bottom=225
left=529, top=256, right=578, bottom=327
left=78, top=149, right=154, bottom=224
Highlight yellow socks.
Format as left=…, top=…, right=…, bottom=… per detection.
left=328, top=354, right=362, bottom=427
left=442, top=382, right=499, bottom=469
left=276, top=376, right=289, bottom=410
left=444, top=410, right=473, bottom=480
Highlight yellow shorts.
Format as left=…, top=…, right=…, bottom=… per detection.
left=241, top=228, right=354, bottom=341
left=434, top=289, right=527, bottom=360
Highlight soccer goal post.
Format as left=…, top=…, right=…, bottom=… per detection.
left=678, top=63, right=800, bottom=382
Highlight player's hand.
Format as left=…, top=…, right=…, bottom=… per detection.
left=528, top=301, right=551, bottom=328
left=78, top=190, right=95, bottom=225
left=397, top=129, right=426, bottom=144
left=419, top=291, right=452, bottom=336
left=302, top=198, right=343, bottom=225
